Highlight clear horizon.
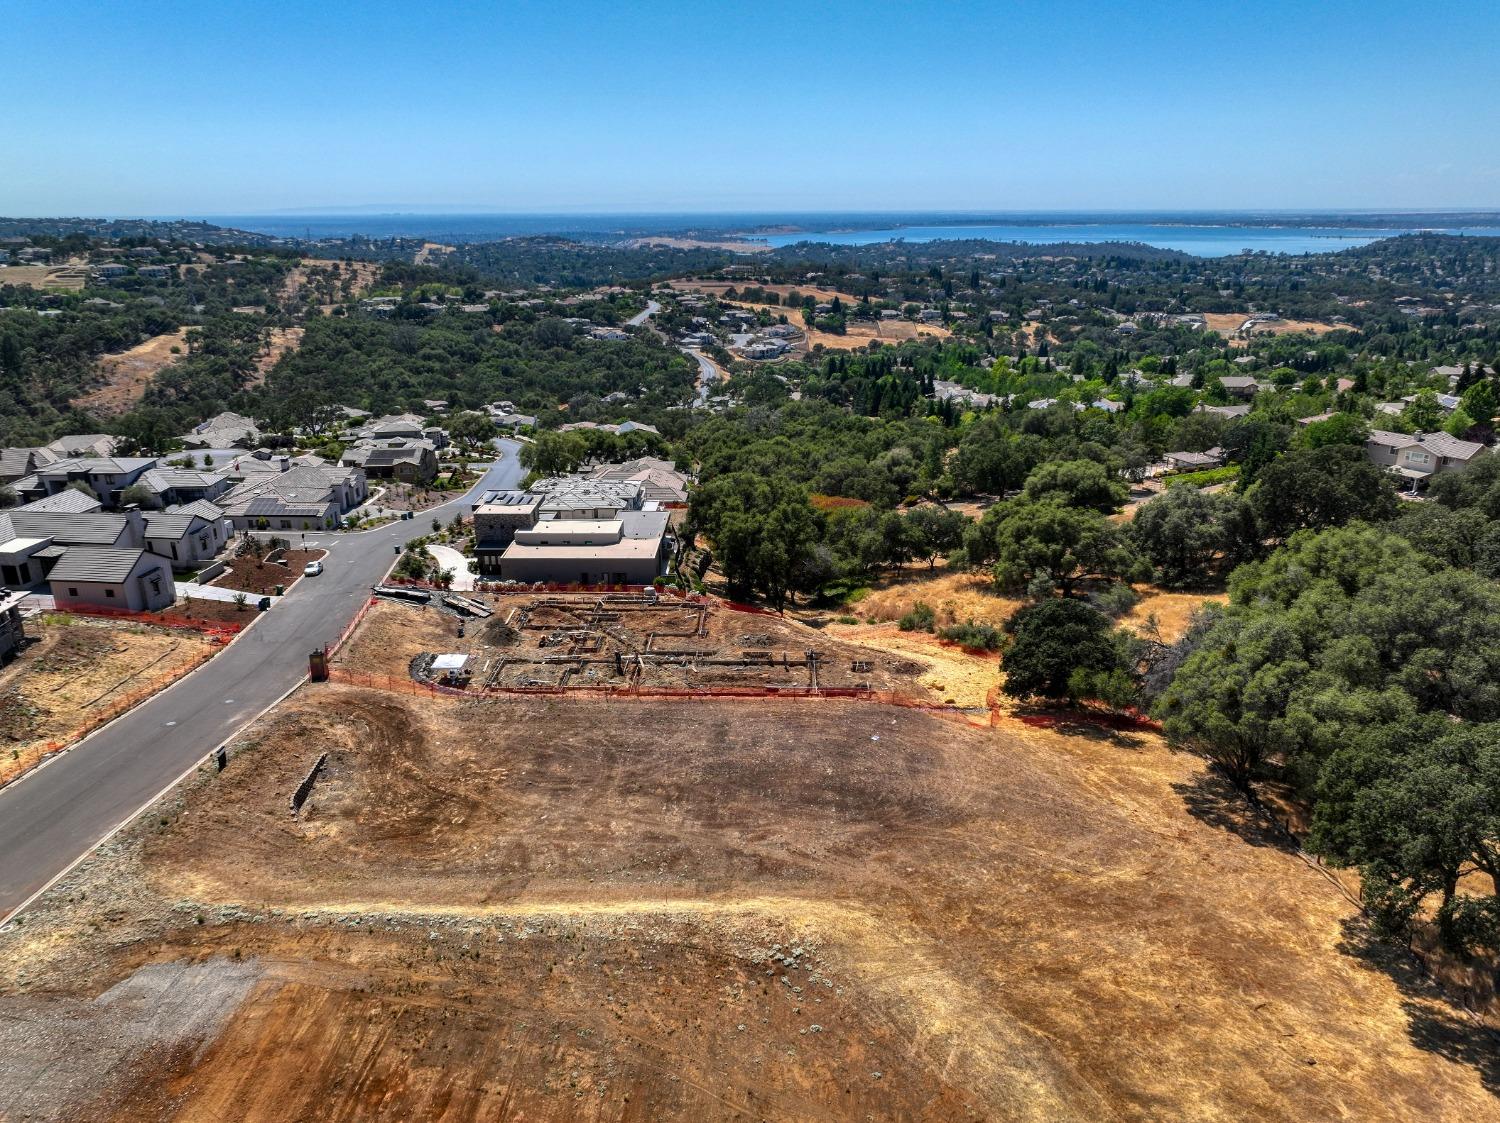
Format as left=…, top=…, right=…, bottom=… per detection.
left=4, top=1, right=1500, bottom=215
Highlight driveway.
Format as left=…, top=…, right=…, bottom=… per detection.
left=0, top=441, right=524, bottom=920
left=425, top=544, right=476, bottom=591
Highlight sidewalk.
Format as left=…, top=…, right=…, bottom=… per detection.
left=425, top=544, right=476, bottom=591
left=176, top=581, right=260, bottom=603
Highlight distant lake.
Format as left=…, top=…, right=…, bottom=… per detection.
left=750, top=222, right=1500, bottom=257
left=185, top=212, right=1500, bottom=257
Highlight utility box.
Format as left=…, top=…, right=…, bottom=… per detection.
left=309, top=646, right=329, bottom=682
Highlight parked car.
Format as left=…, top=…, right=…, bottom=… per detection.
left=303, top=560, right=324, bottom=576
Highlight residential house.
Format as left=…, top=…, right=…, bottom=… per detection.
left=134, top=466, right=232, bottom=508
left=14, top=488, right=103, bottom=515
left=23, top=457, right=158, bottom=508
left=339, top=438, right=439, bottom=484
left=1163, top=448, right=1226, bottom=471
left=217, top=464, right=367, bottom=531
left=496, top=511, right=671, bottom=586
left=49, top=548, right=174, bottom=613
left=0, top=510, right=145, bottom=587
left=1218, top=375, right=1261, bottom=399
left=46, top=434, right=118, bottom=459
left=1365, top=430, right=1488, bottom=490
left=1196, top=403, right=1251, bottom=419
left=0, top=587, right=25, bottom=661
left=143, top=509, right=227, bottom=571
left=473, top=478, right=658, bottom=576
left=588, top=456, right=691, bottom=505
left=0, top=447, right=56, bottom=485
left=183, top=410, right=261, bottom=450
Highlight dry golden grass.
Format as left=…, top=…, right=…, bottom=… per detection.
left=1120, top=587, right=1227, bottom=644
left=842, top=568, right=1023, bottom=629
left=78, top=328, right=190, bottom=414
left=0, top=616, right=213, bottom=786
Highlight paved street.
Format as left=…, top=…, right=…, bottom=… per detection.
left=0, top=441, right=523, bottom=920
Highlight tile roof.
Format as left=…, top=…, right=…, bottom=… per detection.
left=8, top=511, right=133, bottom=546
left=15, top=488, right=103, bottom=514
left=142, top=512, right=205, bottom=539
left=1367, top=429, right=1486, bottom=459
left=48, top=547, right=155, bottom=583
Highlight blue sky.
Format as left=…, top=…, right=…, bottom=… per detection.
left=4, top=0, right=1499, bottom=215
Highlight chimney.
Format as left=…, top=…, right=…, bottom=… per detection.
left=278, top=455, right=291, bottom=472
left=122, top=508, right=146, bottom=547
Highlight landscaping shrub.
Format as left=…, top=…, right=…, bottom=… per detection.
left=897, top=601, right=936, bottom=632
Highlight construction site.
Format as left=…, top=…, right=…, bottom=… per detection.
left=1, top=594, right=1497, bottom=1121
left=337, top=591, right=933, bottom=698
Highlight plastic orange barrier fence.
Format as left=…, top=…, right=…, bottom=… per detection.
left=58, top=603, right=244, bottom=640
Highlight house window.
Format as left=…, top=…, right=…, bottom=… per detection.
left=67, top=587, right=78, bottom=597
left=148, top=575, right=161, bottom=595
left=280, top=520, right=291, bottom=529
left=105, top=588, right=115, bottom=598
left=1407, top=451, right=1431, bottom=466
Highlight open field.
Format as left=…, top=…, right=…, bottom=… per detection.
left=2, top=678, right=1496, bottom=1120
left=335, top=594, right=933, bottom=695
left=629, top=236, right=773, bottom=253
left=1202, top=312, right=1344, bottom=339
left=76, top=329, right=191, bottom=414
left=803, top=315, right=952, bottom=352
left=0, top=616, right=213, bottom=787
left=0, top=261, right=88, bottom=290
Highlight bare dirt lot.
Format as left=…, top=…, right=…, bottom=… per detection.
left=0, top=615, right=213, bottom=786
left=0, top=262, right=87, bottom=290
left=1202, top=312, right=1344, bottom=341
left=76, top=328, right=191, bottom=414
left=335, top=595, right=934, bottom=696
left=2, top=680, right=1496, bottom=1121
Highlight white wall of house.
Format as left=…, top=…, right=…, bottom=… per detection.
left=53, top=557, right=174, bottom=613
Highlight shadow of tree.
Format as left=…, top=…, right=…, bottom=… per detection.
left=1170, top=768, right=1298, bottom=853
left=1336, top=917, right=1500, bottom=1094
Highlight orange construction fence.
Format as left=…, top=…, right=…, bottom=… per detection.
left=57, top=603, right=245, bottom=641
left=0, top=644, right=217, bottom=791
left=319, top=666, right=993, bottom=725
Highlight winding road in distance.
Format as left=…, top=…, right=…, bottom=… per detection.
left=0, top=442, right=524, bottom=922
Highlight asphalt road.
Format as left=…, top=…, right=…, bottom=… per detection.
left=625, top=298, right=661, bottom=327
left=685, top=348, right=723, bottom=407
left=0, top=441, right=524, bottom=920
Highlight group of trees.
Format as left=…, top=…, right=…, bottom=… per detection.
left=1154, top=524, right=1500, bottom=954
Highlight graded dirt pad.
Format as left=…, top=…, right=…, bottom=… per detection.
left=77, top=328, right=191, bottom=414
left=335, top=595, right=934, bottom=696
left=1201, top=312, right=1343, bottom=340
left=0, top=616, right=213, bottom=786
left=2, top=684, right=1496, bottom=1121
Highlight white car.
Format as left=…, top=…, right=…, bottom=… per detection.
left=303, top=560, right=324, bottom=576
